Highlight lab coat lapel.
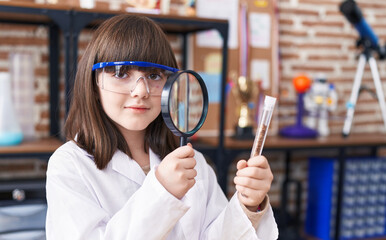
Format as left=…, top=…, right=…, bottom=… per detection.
left=111, top=150, right=146, bottom=186
left=149, top=148, right=161, bottom=168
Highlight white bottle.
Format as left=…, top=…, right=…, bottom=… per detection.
left=0, top=72, right=23, bottom=146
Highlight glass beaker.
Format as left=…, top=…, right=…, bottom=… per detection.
left=0, top=72, right=23, bottom=146
left=10, top=52, right=36, bottom=140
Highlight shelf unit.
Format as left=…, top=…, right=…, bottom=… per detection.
left=0, top=2, right=229, bottom=203
left=0, top=2, right=229, bottom=148
left=0, top=3, right=72, bottom=212
left=0, top=2, right=74, bottom=138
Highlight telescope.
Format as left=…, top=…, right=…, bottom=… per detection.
left=340, top=0, right=386, bottom=138
left=339, top=0, right=385, bottom=59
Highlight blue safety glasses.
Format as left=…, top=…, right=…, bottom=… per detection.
left=93, top=61, right=179, bottom=96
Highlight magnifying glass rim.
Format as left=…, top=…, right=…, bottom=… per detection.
left=161, top=70, right=208, bottom=138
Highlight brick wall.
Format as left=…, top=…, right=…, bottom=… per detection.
left=277, top=0, right=386, bottom=135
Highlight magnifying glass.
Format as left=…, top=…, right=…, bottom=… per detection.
left=161, top=70, right=209, bottom=146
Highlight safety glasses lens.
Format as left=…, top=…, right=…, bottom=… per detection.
left=96, top=65, right=172, bottom=96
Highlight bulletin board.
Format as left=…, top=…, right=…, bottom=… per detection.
left=192, top=0, right=279, bottom=138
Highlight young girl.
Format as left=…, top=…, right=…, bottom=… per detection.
left=46, top=14, right=278, bottom=239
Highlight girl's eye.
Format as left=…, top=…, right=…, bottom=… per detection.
left=113, top=71, right=129, bottom=79
left=148, top=73, right=163, bottom=81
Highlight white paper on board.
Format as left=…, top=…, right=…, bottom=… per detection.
left=251, top=59, right=270, bottom=89
left=249, top=12, right=271, bottom=48
left=196, top=0, right=239, bottom=49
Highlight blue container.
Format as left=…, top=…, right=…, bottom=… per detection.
left=0, top=131, right=23, bottom=146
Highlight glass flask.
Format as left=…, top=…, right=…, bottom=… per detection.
left=0, top=72, right=23, bottom=146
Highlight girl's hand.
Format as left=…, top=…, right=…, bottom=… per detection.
left=234, top=155, right=273, bottom=212
left=155, top=143, right=197, bottom=199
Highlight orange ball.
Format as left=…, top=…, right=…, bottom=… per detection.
left=293, top=75, right=311, bottom=93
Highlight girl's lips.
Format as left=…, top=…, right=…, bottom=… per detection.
left=125, top=106, right=150, bottom=112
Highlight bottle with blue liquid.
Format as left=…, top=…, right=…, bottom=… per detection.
left=0, top=72, right=23, bottom=146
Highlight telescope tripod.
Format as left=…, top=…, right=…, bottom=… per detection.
left=342, top=52, right=386, bottom=136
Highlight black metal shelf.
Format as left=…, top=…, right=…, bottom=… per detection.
left=0, top=3, right=229, bottom=164
left=0, top=178, right=46, bottom=206
left=0, top=3, right=229, bottom=206
left=0, top=3, right=72, bottom=146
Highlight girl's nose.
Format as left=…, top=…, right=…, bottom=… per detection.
left=130, top=77, right=150, bottom=98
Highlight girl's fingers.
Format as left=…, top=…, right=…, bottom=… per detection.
left=185, top=168, right=197, bottom=179
left=234, top=176, right=269, bottom=191
left=237, top=159, right=248, bottom=170
left=172, top=145, right=195, bottom=159
left=181, top=157, right=196, bottom=169
left=187, top=178, right=196, bottom=189
left=236, top=167, right=272, bottom=180
left=247, top=156, right=269, bottom=169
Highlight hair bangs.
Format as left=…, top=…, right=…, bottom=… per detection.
left=94, top=16, right=177, bottom=69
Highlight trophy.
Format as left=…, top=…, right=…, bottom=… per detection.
left=231, top=3, right=259, bottom=139
left=231, top=72, right=258, bottom=139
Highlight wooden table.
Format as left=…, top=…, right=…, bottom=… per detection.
left=0, top=137, right=63, bottom=159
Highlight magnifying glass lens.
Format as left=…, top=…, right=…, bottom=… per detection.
left=169, top=72, right=204, bottom=133
left=161, top=70, right=208, bottom=146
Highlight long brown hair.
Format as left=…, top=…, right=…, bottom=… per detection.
left=65, top=15, right=178, bottom=169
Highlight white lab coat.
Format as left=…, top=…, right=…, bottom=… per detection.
left=46, top=141, right=278, bottom=240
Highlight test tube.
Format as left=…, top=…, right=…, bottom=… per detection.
left=250, top=95, right=277, bottom=158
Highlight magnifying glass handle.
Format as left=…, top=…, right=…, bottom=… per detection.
left=180, top=136, right=187, bottom=146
